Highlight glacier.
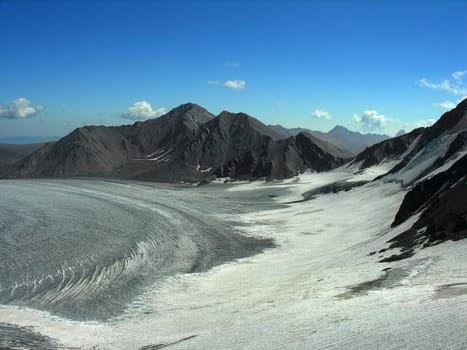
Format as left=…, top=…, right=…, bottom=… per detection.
left=0, top=169, right=466, bottom=349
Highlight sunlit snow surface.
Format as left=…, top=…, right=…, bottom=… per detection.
left=0, top=168, right=466, bottom=349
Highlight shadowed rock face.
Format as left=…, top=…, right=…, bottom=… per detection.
left=1, top=104, right=351, bottom=182
left=382, top=155, right=467, bottom=261
left=392, top=153, right=467, bottom=227
left=212, top=130, right=352, bottom=180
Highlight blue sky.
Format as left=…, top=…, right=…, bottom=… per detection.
left=0, top=0, right=466, bottom=138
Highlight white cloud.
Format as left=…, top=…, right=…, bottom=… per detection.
left=208, top=79, right=246, bottom=90
left=435, top=100, right=456, bottom=110
left=452, top=70, right=466, bottom=81
left=223, top=80, right=246, bottom=90
left=0, top=98, right=44, bottom=119
left=121, top=101, right=166, bottom=120
left=435, top=95, right=467, bottom=110
left=354, top=110, right=386, bottom=131
left=224, top=62, right=240, bottom=68
left=418, top=70, right=467, bottom=96
left=310, top=109, right=332, bottom=120
left=416, top=119, right=436, bottom=128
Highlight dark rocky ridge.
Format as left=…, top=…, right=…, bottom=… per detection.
left=212, top=130, right=351, bottom=180
left=1, top=103, right=352, bottom=182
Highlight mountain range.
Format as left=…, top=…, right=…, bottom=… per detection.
left=0, top=104, right=352, bottom=182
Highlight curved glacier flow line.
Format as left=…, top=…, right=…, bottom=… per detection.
left=0, top=179, right=274, bottom=322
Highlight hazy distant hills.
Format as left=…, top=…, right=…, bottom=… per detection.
left=0, top=143, right=46, bottom=165
left=0, top=137, right=59, bottom=165
left=0, top=136, right=60, bottom=144
left=269, top=124, right=389, bottom=154
left=0, top=103, right=351, bottom=182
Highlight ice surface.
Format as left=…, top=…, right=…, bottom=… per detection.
left=0, top=172, right=465, bottom=349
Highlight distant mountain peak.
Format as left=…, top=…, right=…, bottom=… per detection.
left=328, top=125, right=389, bottom=137
left=269, top=124, right=390, bottom=154
left=155, top=103, right=214, bottom=126
left=329, top=125, right=348, bottom=132
left=167, top=102, right=209, bottom=114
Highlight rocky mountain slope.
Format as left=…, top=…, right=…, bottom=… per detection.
left=1, top=103, right=352, bottom=182
left=351, top=98, right=467, bottom=261
left=269, top=124, right=389, bottom=154
left=2, top=104, right=214, bottom=178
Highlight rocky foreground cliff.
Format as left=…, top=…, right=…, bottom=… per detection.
left=349, top=98, right=467, bottom=260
